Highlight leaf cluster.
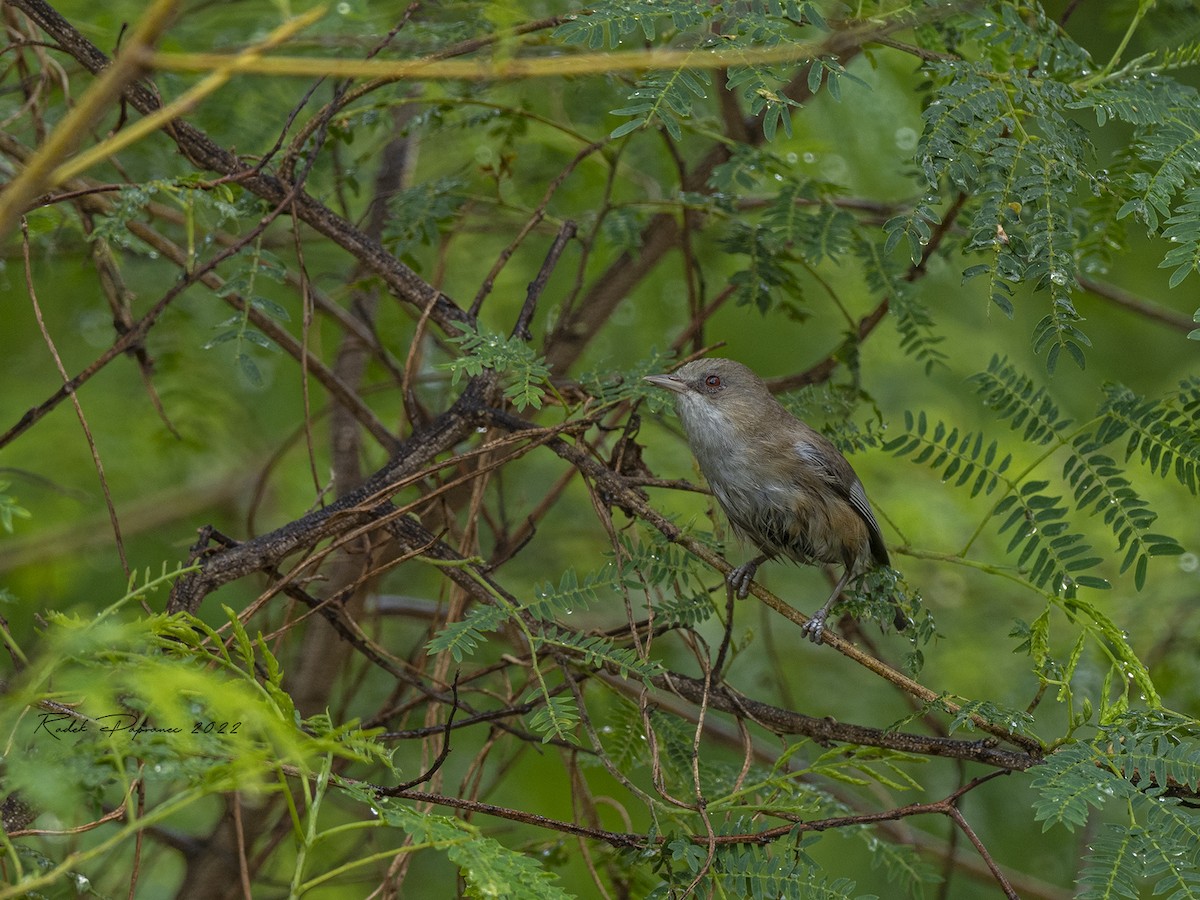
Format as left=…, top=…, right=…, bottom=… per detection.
left=337, top=784, right=572, bottom=899
left=889, top=356, right=1188, bottom=597
left=1032, top=717, right=1200, bottom=900
left=443, top=323, right=553, bottom=410
left=888, top=2, right=1200, bottom=369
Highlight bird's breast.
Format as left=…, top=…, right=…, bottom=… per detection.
left=697, top=438, right=870, bottom=567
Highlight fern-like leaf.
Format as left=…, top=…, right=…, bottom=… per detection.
left=720, top=222, right=805, bottom=312
left=1035, top=724, right=1200, bottom=900
left=425, top=605, right=508, bottom=662
left=993, top=480, right=1105, bottom=592
left=1158, top=186, right=1200, bottom=287
left=1095, top=380, right=1200, bottom=495
left=537, top=626, right=664, bottom=683
left=611, top=67, right=709, bottom=140
left=525, top=691, right=581, bottom=743
left=970, top=355, right=1071, bottom=444
left=1031, top=743, right=1132, bottom=831
left=761, top=180, right=856, bottom=265
left=349, top=791, right=572, bottom=899
left=442, top=324, right=551, bottom=410
left=1076, top=824, right=1144, bottom=900
left=883, top=411, right=1010, bottom=499
left=554, top=0, right=705, bottom=49
left=1062, top=438, right=1183, bottom=590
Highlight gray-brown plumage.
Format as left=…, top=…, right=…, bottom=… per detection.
left=645, top=358, right=902, bottom=642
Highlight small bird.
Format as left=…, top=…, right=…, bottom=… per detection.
left=644, top=358, right=903, bottom=643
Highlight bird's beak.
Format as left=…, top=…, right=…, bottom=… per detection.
left=643, top=373, right=687, bottom=394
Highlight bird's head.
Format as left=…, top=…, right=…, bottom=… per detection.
left=643, top=358, right=776, bottom=438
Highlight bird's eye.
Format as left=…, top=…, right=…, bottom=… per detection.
left=704, top=375, right=721, bottom=388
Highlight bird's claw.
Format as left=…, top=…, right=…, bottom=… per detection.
left=800, top=611, right=828, bottom=644
left=726, top=563, right=756, bottom=599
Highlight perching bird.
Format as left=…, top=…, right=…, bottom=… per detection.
left=645, top=358, right=903, bottom=643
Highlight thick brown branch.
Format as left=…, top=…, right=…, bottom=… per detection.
left=167, top=374, right=498, bottom=612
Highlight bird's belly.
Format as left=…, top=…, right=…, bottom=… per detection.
left=710, top=475, right=853, bottom=566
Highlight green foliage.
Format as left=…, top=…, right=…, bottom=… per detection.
left=204, top=242, right=290, bottom=386
left=611, top=68, right=711, bottom=141
left=578, top=348, right=677, bottom=408
left=992, top=479, right=1102, bottom=593
left=841, top=566, right=930, bottom=662
left=944, top=699, right=1036, bottom=737
left=894, top=1, right=1200, bottom=370
left=575, top=0, right=844, bottom=141
left=1158, top=186, right=1200, bottom=287
left=89, top=177, right=247, bottom=259
left=1094, top=379, right=1200, bottom=495
left=885, top=409, right=1011, bottom=500
left=0, top=571, right=376, bottom=897
left=762, top=180, right=857, bottom=266
left=427, top=554, right=670, bottom=676
left=1031, top=719, right=1200, bottom=899
left=341, top=785, right=572, bottom=900
left=554, top=0, right=706, bottom=50
left=443, top=323, right=552, bottom=410
left=425, top=547, right=667, bottom=742
left=0, top=482, right=31, bottom=533
left=427, top=562, right=621, bottom=662
left=382, top=176, right=467, bottom=260
left=658, top=839, right=875, bottom=900
left=711, top=164, right=869, bottom=315
left=970, top=354, right=1071, bottom=444
left=719, top=221, right=806, bottom=313
left=890, top=355, right=1190, bottom=598
left=1062, top=439, right=1183, bottom=590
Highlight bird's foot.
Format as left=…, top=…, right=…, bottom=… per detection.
left=799, top=611, right=828, bottom=644
left=727, top=561, right=759, bottom=599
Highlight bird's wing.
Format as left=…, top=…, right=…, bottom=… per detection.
left=795, top=437, right=890, bottom=567
left=846, top=478, right=890, bottom=567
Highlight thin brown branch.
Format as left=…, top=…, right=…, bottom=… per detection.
left=948, top=805, right=1020, bottom=899
left=21, top=220, right=130, bottom=578
left=381, top=674, right=460, bottom=793
left=166, top=373, right=499, bottom=612
left=473, top=139, right=599, bottom=318
left=511, top=219, right=578, bottom=341
left=652, top=670, right=1039, bottom=771
left=1078, top=274, right=1196, bottom=333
